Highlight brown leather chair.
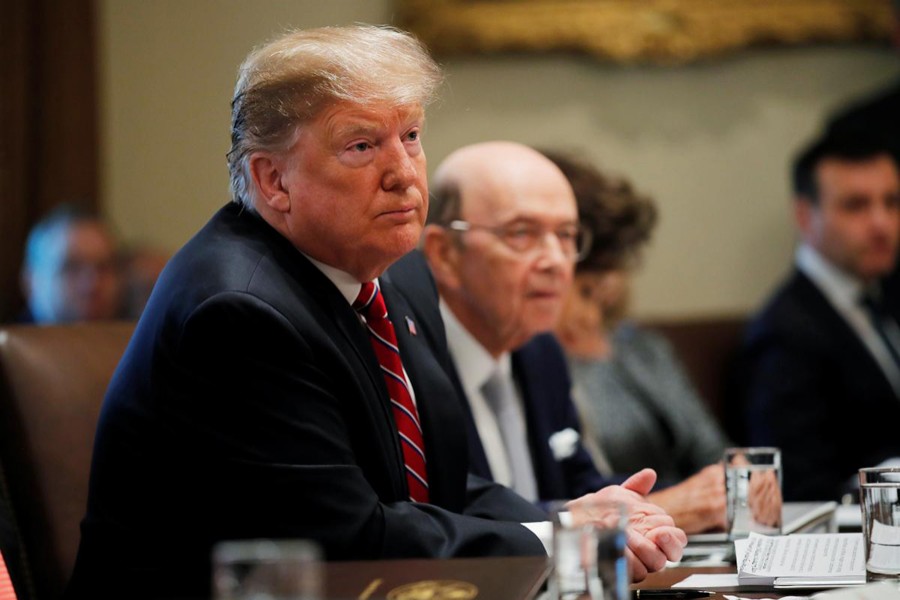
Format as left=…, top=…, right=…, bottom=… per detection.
left=0, top=322, right=134, bottom=599
left=642, top=315, right=747, bottom=428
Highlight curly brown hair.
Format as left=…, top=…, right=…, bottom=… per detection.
left=541, top=150, right=658, bottom=273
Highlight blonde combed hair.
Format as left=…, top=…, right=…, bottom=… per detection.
left=227, top=25, right=443, bottom=210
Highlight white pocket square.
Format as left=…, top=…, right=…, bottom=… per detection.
left=548, top=428, right=580, bottom=461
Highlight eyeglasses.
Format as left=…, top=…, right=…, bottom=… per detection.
left=447, top=219, right=593, bottom=263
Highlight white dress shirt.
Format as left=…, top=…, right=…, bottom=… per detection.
left=440, top=303, right=539, bottom=501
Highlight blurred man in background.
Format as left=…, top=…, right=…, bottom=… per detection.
left=19, top=206, right=121, bottom=324
left=738, top=132, right=900, bottom=501
left=422, top=142, right=607, bottom=505
left=827, top=0, right=900, bottom=164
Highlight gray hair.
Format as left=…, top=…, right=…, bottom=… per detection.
left=227, top=24, right=443, bottom=210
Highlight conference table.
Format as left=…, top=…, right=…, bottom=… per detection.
left=321, top=557, right=799, bottom=599
left=320, top=501, right=851, bottom=599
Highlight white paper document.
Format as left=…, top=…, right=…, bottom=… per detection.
left=866, top=520, right=900, bottom=575
left=734, top=532, right=866, bottom=588
left=672, top=573, right=741, bottom=589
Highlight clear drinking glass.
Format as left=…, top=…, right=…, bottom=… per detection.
left=548, top=500, right=628, bottom=600
left=212, top=539, right=322, bottom=600
left=859, top=467, right=900, bottom=583
left=724, top=447, right=783, bottom=539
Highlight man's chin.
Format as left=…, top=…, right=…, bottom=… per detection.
left=387, top=226, right=424, bottom=255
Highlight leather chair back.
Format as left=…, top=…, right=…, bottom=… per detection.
left=0, top=322, right=134, bottom=599
left=643, top=315, right=746, bottom=427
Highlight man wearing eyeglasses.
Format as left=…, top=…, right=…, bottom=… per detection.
left=421, top=141, right=620, bottom=506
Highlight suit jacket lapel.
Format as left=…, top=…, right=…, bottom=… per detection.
left=511, top=348, right=565, bottom=500
left=265, top=245, right=406, bottom=493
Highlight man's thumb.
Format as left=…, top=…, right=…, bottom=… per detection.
left=621, top=468, right=658, bottom=496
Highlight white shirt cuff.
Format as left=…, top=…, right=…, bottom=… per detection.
left=522, top=521, right=553, bottom=555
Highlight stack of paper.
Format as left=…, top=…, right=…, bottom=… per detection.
left=734, top=532, right=866, bottom=589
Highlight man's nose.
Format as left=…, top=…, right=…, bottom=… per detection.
left=870, top=201, right=899, bottom=232
left=534, top=231, right=571, bottom=271
left=380, top=140, right=418, bottom=191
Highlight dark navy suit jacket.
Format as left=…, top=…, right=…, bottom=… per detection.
left=66, top=205, right=545, bottom=599
left=737, top=270, right=900, bottom=501
left=0, top=475, right=30, bottom=600
left=446, top=332, right=608, bottom=503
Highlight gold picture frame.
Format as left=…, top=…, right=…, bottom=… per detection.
left=397, top=0, right=894, bottom=64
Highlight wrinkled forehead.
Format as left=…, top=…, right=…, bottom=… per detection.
left=315, top=100, right=425, bottom=136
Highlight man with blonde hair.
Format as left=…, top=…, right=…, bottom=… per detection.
left=68, top=26, right=683, bottom=597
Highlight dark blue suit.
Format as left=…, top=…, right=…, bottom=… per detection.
left=0, top=472, right=30, bottom=600
left=448, top=333, right=608, bottom=502
left=66, top=205, right=546, bottom=598
left=737, top=270, right=900, bottom=501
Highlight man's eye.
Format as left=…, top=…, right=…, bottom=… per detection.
left=557, top=227, right=578, bottom=241
left=841, top=197, right=867, bottom=212
left=406, top=130, right=419, bottom=142
left=352, top=142, right=371, bottom=152
left=508, top=227, right=535, bottom=239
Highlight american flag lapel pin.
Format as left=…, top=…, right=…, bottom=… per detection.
left=405, top=316, right=417, bottom=336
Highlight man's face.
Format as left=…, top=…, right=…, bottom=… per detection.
left=30, top=222, right=120, bottom=322
left=798, top=155, right=900, bottom=282
left=440, top=162, right=578, bottom=355
left=277, top=101, right=428, bottom=281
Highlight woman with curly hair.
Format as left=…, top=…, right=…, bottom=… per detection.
left=545, top=151, right=731, bottom=534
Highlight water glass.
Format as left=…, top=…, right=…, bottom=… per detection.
left=548, top=500, right=628, bottom=600
left=724, top=447, right=783, bottom=539
left=859, top=467, right=900, bottom=582
left=212, top=539, right=322, bottom=600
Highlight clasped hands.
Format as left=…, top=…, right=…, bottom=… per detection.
left=564, top=468, right=687, bottom=582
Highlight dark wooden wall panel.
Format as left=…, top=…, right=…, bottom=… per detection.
left=0, top=0, right=99, bottom=322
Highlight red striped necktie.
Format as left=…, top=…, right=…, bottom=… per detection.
left=0, top=550, right=17, bottom=600
left=353, top=281, right=429, bottom=503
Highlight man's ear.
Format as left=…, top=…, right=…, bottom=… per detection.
left=794, top=196, right=815, bottom=238
left=249, top=152, right=290, bottom=213
left=421, top=224, right=462, bottom=290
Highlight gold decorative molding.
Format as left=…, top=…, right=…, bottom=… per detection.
left=386, top=579, right=479, bottom=599
left=397, top=0, right=895, bottom=64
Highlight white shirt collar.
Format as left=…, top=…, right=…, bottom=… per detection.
left=440, top=302, right=511, bottom=395
left=303, top=253, right=365, bottom=305
left=795, top=243, right=867, bottom=309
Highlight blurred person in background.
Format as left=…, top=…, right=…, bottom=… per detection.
left=421, top=141, right=687, bottom=565
left=827, top=0, right=900, bottom=305
left=422, top=141, right=611, bottom=506
left=546, top=151, right=730, bottom=534
left=117, top=245, right=169, bottom=319
left=18, top=205, right=121, bottom=324
left=737, top=132, right=900, bottom=501
left=827, top=0, right=900, bottom=165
